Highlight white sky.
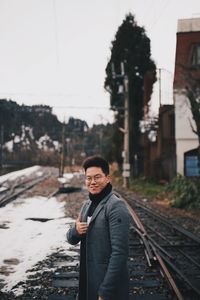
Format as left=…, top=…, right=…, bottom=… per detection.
left=0, top=0, right=200, bottom=127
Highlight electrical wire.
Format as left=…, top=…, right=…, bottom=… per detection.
left=53, top=0, right=59, bottom=68
left=148, top=0, right=172, bottom=29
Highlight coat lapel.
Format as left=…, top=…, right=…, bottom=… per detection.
left=89, top=192, right=113, bottom=224
left=81, top=200, right=91, bottom=222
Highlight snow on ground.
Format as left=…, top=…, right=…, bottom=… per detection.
left=0, top=195, right=76, bottom=294
left=0, top=165, right=42, bottom=185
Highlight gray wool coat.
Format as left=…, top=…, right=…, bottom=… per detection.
left=67, top=192, right=130, bottom=300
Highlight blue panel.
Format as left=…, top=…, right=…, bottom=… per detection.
left=185, top=156, right=200, bottom=177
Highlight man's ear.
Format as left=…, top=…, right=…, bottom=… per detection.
left=106, top=174, right=111, bottom=182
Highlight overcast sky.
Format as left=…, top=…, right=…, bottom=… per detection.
left=0, top=0, right=200, bottom=126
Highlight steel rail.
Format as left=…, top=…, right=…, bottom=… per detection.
left=159, top=251, right=200, bottom=297
left=121, top=195, right=184, bottom=300
left=117, top=189, right=200, bottom=298
left=125, top=192, right=200, bottom=244
left=147, top=220, right=200, bottom=268
left=0, top=172, right=51, bottom=207
left=150, top=242, right=184, bottom=300
left=139, top=213, right=200, bottom=297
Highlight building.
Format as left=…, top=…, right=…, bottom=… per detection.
left=142, top=104, right=175, bottom=181
left=156, top=105, right=176, bottom=180
left=173, top=18, right=200, bottom=176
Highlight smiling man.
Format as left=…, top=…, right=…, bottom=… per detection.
left=67, top=155, right=130, bottom=300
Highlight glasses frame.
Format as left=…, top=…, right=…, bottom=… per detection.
left=85, top=174, right=106, bottom=183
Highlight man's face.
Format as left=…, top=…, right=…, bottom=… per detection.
left=85, top=167, right=110, bottom=194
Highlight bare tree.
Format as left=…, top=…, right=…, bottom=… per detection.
left=185, top=73, right=200, bottom=165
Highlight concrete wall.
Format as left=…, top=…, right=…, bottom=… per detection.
left=178, top=18, right=200, bottom=33
left=174, top=91, right=198, bottom=174
left=175, top=92, right=197, bottom=140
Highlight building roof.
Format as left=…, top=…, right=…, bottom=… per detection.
left=177, top=18, right=200, bottom=33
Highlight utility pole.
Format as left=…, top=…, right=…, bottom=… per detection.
left=112, top=62, right=130, bottom=188
left=158, top=68, right=162, bottom=107
left=121, top=62, right=130, bottom=188
left=0, top=125, right=4, bottom=171
left=59, top=122, right=65, bottom=177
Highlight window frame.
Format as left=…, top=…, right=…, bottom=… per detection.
left=192, top=44, right=200, bottom=67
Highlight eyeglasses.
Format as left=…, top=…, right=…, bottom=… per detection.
left=85, top=174, right=105, bottom=183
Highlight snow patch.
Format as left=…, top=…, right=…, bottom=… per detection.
left=0, top=195, right=76, bottom=293
left=0, top=165, right=41, bottom=185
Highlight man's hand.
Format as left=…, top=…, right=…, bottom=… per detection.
left=76, top=215, right=88, bottom=235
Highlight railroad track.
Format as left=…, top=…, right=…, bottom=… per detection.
left=128, top=225, right=182, bottom=299
left=47, top=223, right=181, bottom=300
left=0, top=168, right=52, bottom=207
left=117, top=189, right=200, bottom=300
left=44, top=191, right=186, bottom=300
left=1, top=182, right=196, bottom=299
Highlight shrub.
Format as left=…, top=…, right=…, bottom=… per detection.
left=129, top=177, right=165, bottom=198
left=166, top=175, right=200, bottom=209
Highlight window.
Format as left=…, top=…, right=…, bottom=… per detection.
left=184, top=148, right=200, bottom=177
left=192, top=44, right=200, bottom=66
left=185, top=155, right=200, bottom=176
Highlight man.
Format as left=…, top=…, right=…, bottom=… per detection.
left=67, top=156, right=130, bottom=300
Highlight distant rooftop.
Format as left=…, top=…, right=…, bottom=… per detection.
left=177, top=18, right=200, bottom=32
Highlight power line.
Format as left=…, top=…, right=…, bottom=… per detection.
left=0, top=97, right=110, bottom=110
left=148, top=0, right=172, bottom=29
left=52, top=105, right=110, bottom=110
left=0, top=92, right=92, bottom=98
left=142, top=0, right=158, bottom=23
left=0, top=92, right=111, bottom=110
left=0, top=91, right=108, bottom=100
left=53, top=0, right=59, bottom=68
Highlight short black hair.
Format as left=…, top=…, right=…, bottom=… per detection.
left=82, top=156, right=109, bottom=175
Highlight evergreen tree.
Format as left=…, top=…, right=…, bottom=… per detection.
left=0, top=99, right=115, bottom=167
left=105, top=13, right=156, bottom=174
